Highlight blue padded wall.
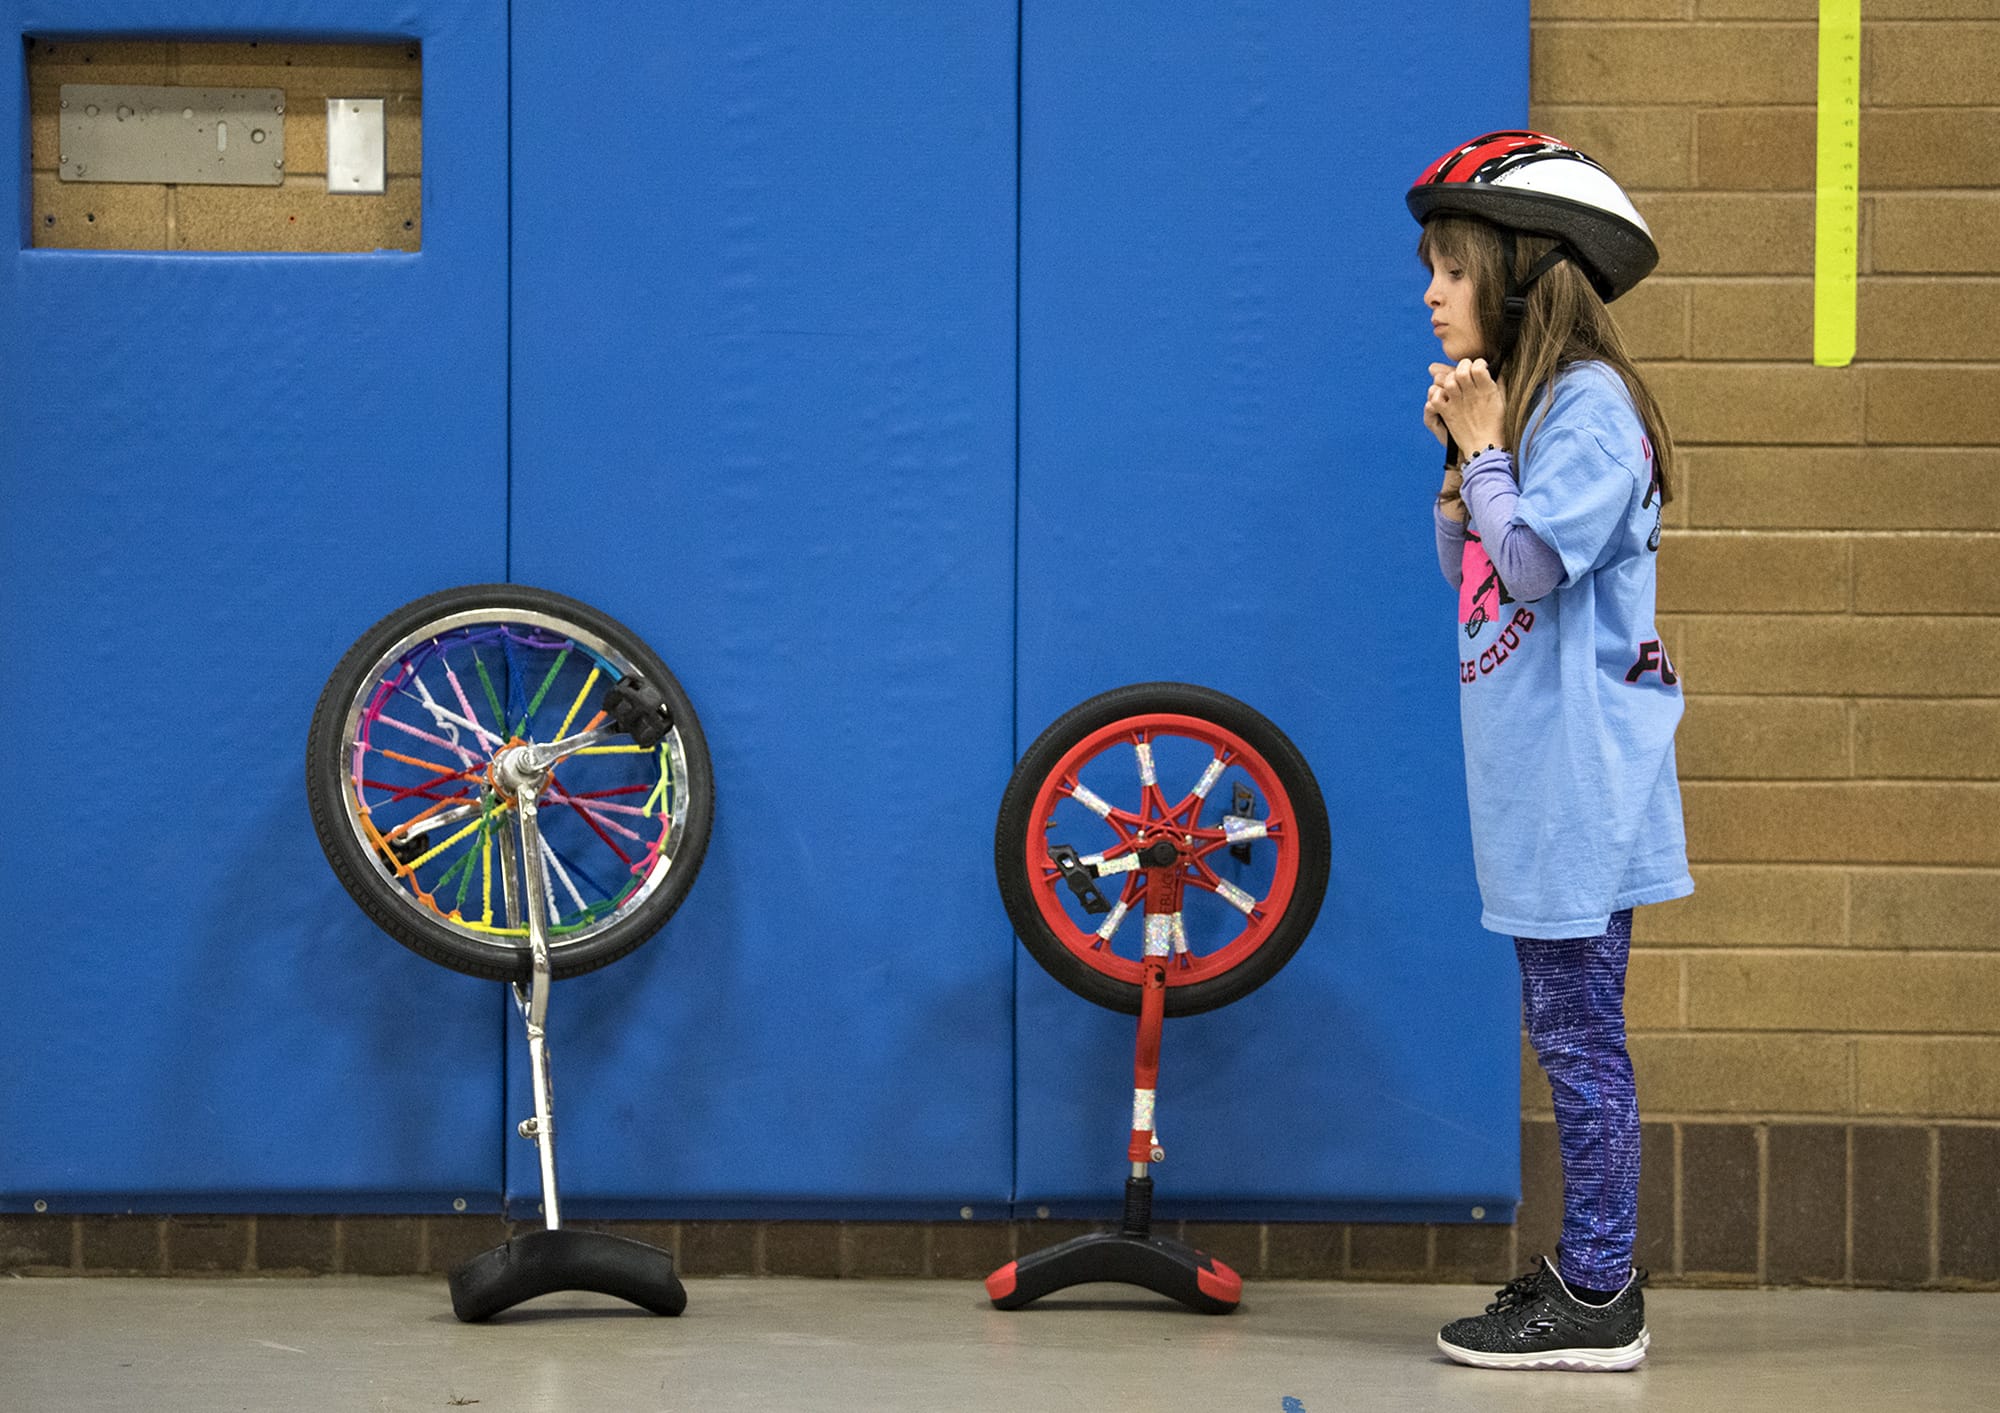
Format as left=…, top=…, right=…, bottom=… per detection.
left=1012, top=3, right=1527, bottom=1220
left=504, top=3, right=1021, bottom=1215
left=0, top=1, right=510, bottom=1211
left=3, top=2, right=1529, bottom=1221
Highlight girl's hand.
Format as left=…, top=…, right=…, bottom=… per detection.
left=1424, top=372, right=1456, bottom=442
left=1429, top=358, right=1505, bottom=454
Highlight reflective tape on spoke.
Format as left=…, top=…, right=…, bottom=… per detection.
left=1132, top=1088, right=1156, bottom=1133
left=1192, top=757, right=1226, bottom=800
left=1213, top=880, right=1257, bottom=916
left=1095, top=898, right=1131, bottom=944
left=1135, top=741, right=1157, bottom=787
left=1170, top=912, right=1189, bottom=954
left=1144, top=913, right=1179, bottom=957
left=1083, top=851, right=1139, bottom=875
left=1070, top=784, right=1113, bottom=818
left=1221, top=814, right=1268, bottom=844
left=481, top=831, right=494, bottom=925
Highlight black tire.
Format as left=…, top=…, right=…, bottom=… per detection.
left=306, top=584, right=714, bottom=981
left=995, top=682, right=1329, bottom=1016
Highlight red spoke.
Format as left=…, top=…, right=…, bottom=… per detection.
left=1024, top=711, right=1302, bottom=992
left=363, top=763, right=485, bottom=807
left=546, top=779, right=636, bottom=869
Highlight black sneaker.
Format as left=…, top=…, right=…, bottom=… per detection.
left=1436, top=1256, right=1649, bottom=1371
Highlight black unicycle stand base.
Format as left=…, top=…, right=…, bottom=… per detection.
left=451, top=1228, right=687, bottom=1321
left=447, top=760, right=686, bottom=1323
left=985, top=1175, right=1241, bottom=1314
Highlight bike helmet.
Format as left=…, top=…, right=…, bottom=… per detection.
left=1407, top=130, right=1657, bottom=303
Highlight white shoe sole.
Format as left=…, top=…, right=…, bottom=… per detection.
left=1437, top=1326, right=1649, bottom=1371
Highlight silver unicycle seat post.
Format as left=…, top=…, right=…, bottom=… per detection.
left=510, top=783, right=562, bottom=1231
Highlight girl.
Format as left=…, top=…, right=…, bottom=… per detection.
left=1409, top=132, right=1692, bottom=1372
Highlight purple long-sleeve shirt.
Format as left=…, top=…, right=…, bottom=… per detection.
left=1434, top=447, right=1564, bottom=600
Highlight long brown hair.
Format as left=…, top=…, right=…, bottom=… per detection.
left=1419, top=214, right=1674, bottom=503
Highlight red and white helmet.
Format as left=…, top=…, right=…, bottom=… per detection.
left=1407, top=130, right=1657, bottom=302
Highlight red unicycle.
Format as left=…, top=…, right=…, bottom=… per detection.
left=986, top=682, right=1330, bottom=1313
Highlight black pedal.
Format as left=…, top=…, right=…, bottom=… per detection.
left=601, top=675, right=673, bottom=749
left=1230, top=783, right=1257, bottom=863
left=383, top=831, right=429, bottom=867
left=1049, top=844, right=1111, bottom=915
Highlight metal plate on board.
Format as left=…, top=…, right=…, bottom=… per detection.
left=326, top=98, right=386, bottom=195
left=59, top=84, right=286, bottom=186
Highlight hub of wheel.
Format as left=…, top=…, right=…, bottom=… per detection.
left=490, top=743, right=548, bottom=800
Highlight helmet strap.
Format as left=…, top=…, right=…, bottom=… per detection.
left=1494, top=227, right=1573, bottom=373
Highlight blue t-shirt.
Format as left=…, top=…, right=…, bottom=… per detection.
left=1455, top=360, right=1693, bottom=939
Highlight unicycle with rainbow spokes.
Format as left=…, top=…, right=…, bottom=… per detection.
left=987, top=682, right=1329, bottom=1313
left=306, top=583, right=714, bottom=1320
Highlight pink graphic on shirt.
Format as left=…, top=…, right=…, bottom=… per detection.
left=1460, top=531, right=1507, bottom=638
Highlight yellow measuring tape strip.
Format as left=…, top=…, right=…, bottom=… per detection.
left=1814, top=0, right=1861, bottom=367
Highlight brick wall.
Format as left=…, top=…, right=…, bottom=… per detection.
left=26, top=37, right=421, bottom=252
left=1526, top=0, right=2000, bottom=1287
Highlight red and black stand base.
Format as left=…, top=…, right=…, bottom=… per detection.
left=985, top=1177, right=1241, bottom=1314
left=986, top=955, right=1243, bottom=1314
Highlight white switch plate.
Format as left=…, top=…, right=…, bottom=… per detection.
left=327, top=97, right=385, bottom=194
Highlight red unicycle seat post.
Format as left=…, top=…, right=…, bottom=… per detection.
left=1128, top=958, right=1167, bottom=1170
left=1122, top=956, right=1167, bottom=1237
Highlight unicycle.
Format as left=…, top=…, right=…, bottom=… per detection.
left=306, top=583, right=714, bottom=1320
left=986, top=682, right=1329, bottom=1313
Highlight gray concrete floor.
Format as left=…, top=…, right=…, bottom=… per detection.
left=1, top=1276, right=1990, bottom=1411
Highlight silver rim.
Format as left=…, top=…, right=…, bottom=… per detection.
left=336, top=605, right=693, bottom=955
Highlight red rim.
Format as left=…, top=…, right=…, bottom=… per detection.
left=1022, top=713, right=1301, bottom=990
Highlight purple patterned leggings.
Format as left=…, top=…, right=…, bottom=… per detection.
left=1516, top=909, right=1639, bottom=1291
